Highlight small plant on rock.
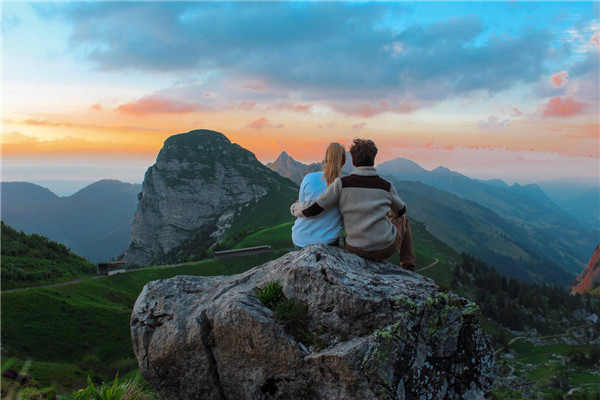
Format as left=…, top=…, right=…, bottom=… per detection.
left=275, top=298, right=309, bottom=338
left=255, top=280, right=309, bottom=340
left=256, top=280, right=285, bottom=309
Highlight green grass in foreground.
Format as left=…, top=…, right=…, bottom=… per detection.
left=0, top=252, right=284, bottom=393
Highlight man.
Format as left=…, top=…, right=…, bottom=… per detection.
left=290, top=138, right=416, bottom=270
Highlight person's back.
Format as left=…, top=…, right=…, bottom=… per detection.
left=291, top=138, right=415, bottom=269
left=292, top=171, right=343, bottom=247
left=291, top=143, right=346, bottom=248
left=336, top=168, right=399, bottom=252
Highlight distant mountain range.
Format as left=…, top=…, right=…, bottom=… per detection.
left=1, top=180, right=141, bottom=262
left=537, top=178, right=599, bottom=230
left=269, top=151, right=599, bottom=285
left=377, top=158, right=598, bottom=277
left=3, top=141, right=596, bottom=284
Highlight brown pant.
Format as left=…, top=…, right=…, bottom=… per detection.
left=344, top=212, right=416, bottom=268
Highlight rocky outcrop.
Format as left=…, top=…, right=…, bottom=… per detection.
left=266, top=151, right=353, bottom=186
left=266, top=151, right=322, bottom=185
left=124, top=129, right=296, bottom=267
left=571, top=245, right=600, bottom=295
left=131, top=244, right=496, bottom=399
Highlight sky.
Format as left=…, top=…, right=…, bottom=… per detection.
left=2, top=1, right=599, bottom=194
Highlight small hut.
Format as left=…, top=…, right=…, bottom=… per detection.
left=213, top=245, right=272, bottom=259
left=97, top=261, right=127, bottom=275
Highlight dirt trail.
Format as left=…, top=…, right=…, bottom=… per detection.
left=1, top=275, right=104, bottom=293
left=416, top=257, right=440, bottom=272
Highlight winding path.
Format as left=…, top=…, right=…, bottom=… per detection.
left=416, top=257, right=440, bottom=272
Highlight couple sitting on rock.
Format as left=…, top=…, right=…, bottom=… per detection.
left=290, top=138, right=416, bottom=271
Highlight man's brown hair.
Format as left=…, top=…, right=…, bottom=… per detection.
left=349, top=138, right=378, bottom=167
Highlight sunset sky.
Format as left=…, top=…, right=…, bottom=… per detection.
left=2, top=1, right=599, bottom=194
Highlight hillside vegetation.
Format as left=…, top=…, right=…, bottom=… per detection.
left=1, top=221, right=96, bottom=290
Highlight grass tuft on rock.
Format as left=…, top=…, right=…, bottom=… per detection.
left=255, top=281, right=309, bottom=341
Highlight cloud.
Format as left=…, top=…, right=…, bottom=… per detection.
left=241, top=83, right=264, bottom=92
left=478, top=116, right=509, bottom=132
left=116, top=95, right=207, bottom=115
left=549, top=71, right=568, bottom=87
left=41, top=2, right=559, bottom=104
left=352, top=122, right=367, bottom=131
left=592, top=32, right=600, bottom=50
left=2, top=131, right=40, bottom=144
left=335, top=101, right=418, bottom=117
left=540, top=96, right=589, bottom=117
left=511, top=108, right=523, bottom=117
left=247, top=117, right=284, bottom=130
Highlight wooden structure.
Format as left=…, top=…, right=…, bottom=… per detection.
left=97, top=261, right=127, bottom=275
left=213, top=245, right=272, bottom=259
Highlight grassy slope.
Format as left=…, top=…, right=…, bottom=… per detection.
left=1, top=222, right=97, bottom=290
left=0, top=252, right=286, bottom=393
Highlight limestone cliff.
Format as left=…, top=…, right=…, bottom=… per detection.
left=124, top=129, right=296, bottom=267
left=131, top=244, right=496, bottom=399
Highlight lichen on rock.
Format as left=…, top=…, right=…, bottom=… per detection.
left=131, top=244, right=496, bottom=399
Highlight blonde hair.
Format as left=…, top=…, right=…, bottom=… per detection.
left=323, top=142, right=346, bottom=186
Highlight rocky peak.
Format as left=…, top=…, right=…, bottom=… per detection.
left=131, top=244, right=496, bottom=399
left=124, top=129, right=293, bottom=267
left=571, top=245, right=600, bottom=295
left=266, top=151, right=322, bottom=185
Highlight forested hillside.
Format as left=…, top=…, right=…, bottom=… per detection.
left=1, top=222, right=96, bottom=290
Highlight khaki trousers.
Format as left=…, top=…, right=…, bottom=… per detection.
left=344, top=213, right=416, bottom=268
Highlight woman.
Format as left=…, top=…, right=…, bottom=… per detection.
left=292, top=142, right=345, bottom=248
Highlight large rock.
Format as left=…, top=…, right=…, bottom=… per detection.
left=131, top=244, right=496, bottom=399
left=124, top=129, right=296, bottom=267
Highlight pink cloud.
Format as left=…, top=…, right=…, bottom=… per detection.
left=540, top=96, right=588, bottom=117
left=116, top=95, right=205, bottom=115
left=336, top=101, right=417, bottom=118
left=247, top=117, right=284, bottom=130
left=238, top=101, right=258, bottom=110
left=279, top=103, right=313, bottom=113
left=591, top=33, right=599, bottom=50
left=511, top=108, right=523, bottom=117
left=241, top=83, right=264, bottom=92
left=90, top=103, right=103, bottom=111
left=352, top=122, right=367, bottom=131
left=549, top=71, right=568, bottom=87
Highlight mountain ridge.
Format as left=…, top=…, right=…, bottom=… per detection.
left=1, top=180, right=142, bottom=262
left=377, top=157, right=598, bottom=275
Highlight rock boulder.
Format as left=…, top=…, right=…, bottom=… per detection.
left=131, top=244, right=496, bottom=399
